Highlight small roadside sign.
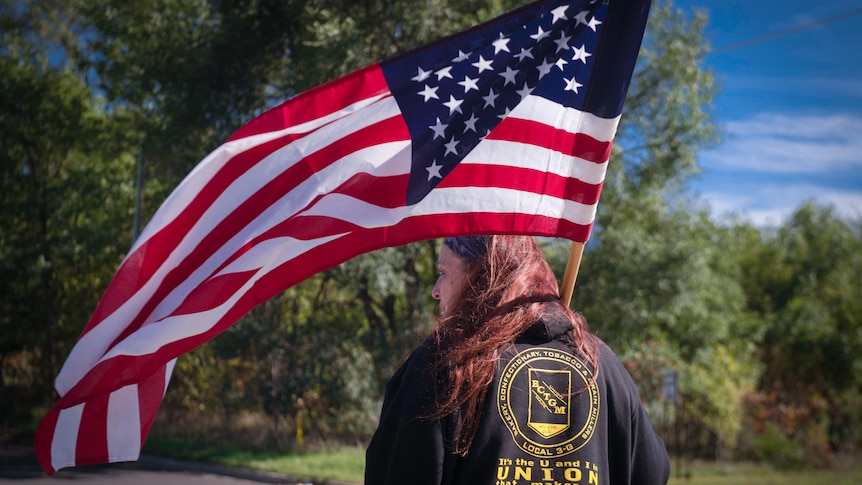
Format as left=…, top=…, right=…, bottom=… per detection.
left=662, top=369, right=677, bottom=402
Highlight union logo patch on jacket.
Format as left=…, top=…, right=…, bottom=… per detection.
left=497, top=348, right=599, bottom=458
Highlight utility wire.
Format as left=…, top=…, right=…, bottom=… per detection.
left=709, top=7, right=862, bottom=55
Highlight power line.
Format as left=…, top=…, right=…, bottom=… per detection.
left=709, top=7, right=862, bottom=55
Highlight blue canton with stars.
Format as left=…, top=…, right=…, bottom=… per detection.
left=379, top=0, right=638, bottom=205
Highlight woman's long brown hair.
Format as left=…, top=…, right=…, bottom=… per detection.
left=427, top=235, right=598, bottom=456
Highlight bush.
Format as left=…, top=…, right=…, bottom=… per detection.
left=743, top=392, right=833, bottom=470
left=752, top=422, right=807, bottom=470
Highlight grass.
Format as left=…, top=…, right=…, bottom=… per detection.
left=143, top=437, right=862, bottom=485
left=667, top=455, right=862, bottom=485
left=143, top=436, right=366, bottom=483
left=235, top=448, right=366, bottom=482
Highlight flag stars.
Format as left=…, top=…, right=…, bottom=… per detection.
left=574, top=10, right=602, bottom=31
left=430, top=117, right=448, bottom=139
left=458, top=76, right=479, bottom=93
left=482, top=88, right=500, bottom=108
left=411, top=66, right=432, bottom=83
left=536, top=59, right=554, bottom=79
left=426, top=160, right=443, bottom=180
left=564, top=76, right=583, bottom=93
left=498, top=66, right=519, bottom=85
left=400, top=3, right=609, bottom=197
left=418, top=84, right=439, bottom=101
left=452, top=50, right=472, bottom=62
left=435, top=66, right=454, bottom=80
left=464, top=113, right=479, bottom=132
left=472, top=55, right=494, bottom=73
left=554, top=32, right=573, bottom=53
left=443, top=95, right=464, bottom=114
left=572, top=45, right=592, bottom=64
left=551, top=5, right=568, bottom=23
left=573, top=10, right=590, bottom=27
left=514, top=47, right=534, bottom=62
left=444, top=137, right=460, bottom=156
left=530, top=26, right=551, bottom=42
left=492, top=33, right=511, bottom=54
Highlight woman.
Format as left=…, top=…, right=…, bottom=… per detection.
left=365, top=235, right=669, bottom=484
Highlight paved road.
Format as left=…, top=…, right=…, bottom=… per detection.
left=0, top=445, right=354, bottom=485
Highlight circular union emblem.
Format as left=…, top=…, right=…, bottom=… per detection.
left=496, top=347, right=599, bottom=458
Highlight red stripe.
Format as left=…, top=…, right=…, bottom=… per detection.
left=488, top=117, right=612, bottom=163
left=246, top=212, right=593, bottom=298
left=168, top=270, right=257, bottom=317
left=331, top=172, right=410, bottom=209
left=76, top=395, right=109, bottom=467
left=138, top=363, right=167, bottom=446
left=439, top=164, right=602, bottom=205
left=227, top=64, right=389, bottom=141
left=34, top=407, right=60, bottom=475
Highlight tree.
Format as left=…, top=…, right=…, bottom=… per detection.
left=12, top=0, right=830, bottom=460
left=738, top=203, right=862, bottom=462
left=0, top=26, right=137, bottom=415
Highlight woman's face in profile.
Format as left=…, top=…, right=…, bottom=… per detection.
left=432, top=245, right=470, bottom=317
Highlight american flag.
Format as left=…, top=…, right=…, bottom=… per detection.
left=35, top=0, right=650, bottom=474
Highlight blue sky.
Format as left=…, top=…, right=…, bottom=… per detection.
left=670, top=0, right=862, bottom=225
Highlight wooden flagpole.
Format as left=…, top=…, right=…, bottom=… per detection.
left=560, top=241, right=585, bottom=308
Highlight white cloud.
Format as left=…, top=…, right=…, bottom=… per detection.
left=693, top=111, right=862, bottom=225
left=699, top=181, right=862, bottom=226
left=701, top=112, right=862, bottom=173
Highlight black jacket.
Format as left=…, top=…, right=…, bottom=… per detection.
left=365, top=309, right=670, bottom=485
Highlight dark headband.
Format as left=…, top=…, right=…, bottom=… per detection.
left=443, top=236, right=491, bottom=263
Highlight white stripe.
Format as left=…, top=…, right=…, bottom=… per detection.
left=107, top=384, right=141, bottom=462
left=420, top=187, right=596, bottom=225
left=164, top=358, right=176, bottom=395
left=51, top=403, right=84, bottom=471
left=299, top=186, right=598, bottom=229
left=462, top=139, right=608, bottom=185
left=512, top=95, right=621, bottom=141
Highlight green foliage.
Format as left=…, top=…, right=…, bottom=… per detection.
left=292, top=0, right=526, bottom=86
left=684, top=344, right=758, bottom=457
left=3, top=0, right=862, bottom=467
left=160, top=241, right=439, bottom=445
left=737, top=204, right=862, bottom=457
left=0, top=26, right=137, bottom=410
left=752, top=422, right=811, bottom=470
